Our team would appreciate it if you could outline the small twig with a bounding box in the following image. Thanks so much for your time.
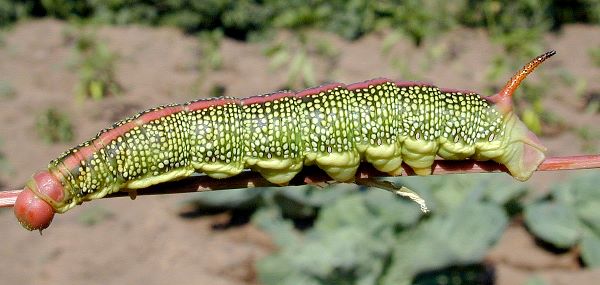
[0,154,598,208]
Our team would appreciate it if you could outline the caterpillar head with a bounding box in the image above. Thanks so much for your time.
[14,171,64,231]
[487,51,555,181]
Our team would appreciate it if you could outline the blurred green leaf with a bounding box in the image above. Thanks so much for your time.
[0,80,16,99]
[581,234,600,267]
[252,207,299,247]
[264,32,336,89]
[412,264,493,285]
[0,137,11,175]
[182,173,530,283]
[1,0,599,46]
[525,172,600,266]
[197,29,224,72]
[314,194,381,232]
[35,108,74,144]
[524,202,581,248]
[258,226,390,285]
[181,188,266,211]
[362,189,422,227]
[274,185,352,219]
[525,275,549,285]
[382,202,507,284]
[68,28,121,101]
[521,108,543,135]
[589,47,600,67]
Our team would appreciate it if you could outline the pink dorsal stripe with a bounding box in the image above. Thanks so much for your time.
[347,78,392,90]
[296,82,345,98]
[440,87,478,95]
[187,97,238,111]
[394,80,435,88]
[62,153,81,170]
[61,144,97,170]
[98,121,138,147]
[137,105,185,124]
[242,91,294,105]
[62,121,137,170]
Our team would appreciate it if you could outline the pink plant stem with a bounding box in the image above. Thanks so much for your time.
[0,190,22,209]
[0,154,598,208]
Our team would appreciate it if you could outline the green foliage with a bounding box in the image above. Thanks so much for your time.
[517,82,566,135]
[557,68,589,102]
[2,1,597,46]
[183,174,524,284]
[524,171,600,266]
[0,0,35,26]
[180,184,354,221]
[208,83,226,98]
[581,0,600,23]
[583,92,600,115]
[0,79,15,99]
[525,202,581,247]
[0,136,10,175]
[380,202,507,284]
[256,175,515,285]
[182,187,267,212]
[382,38,453,82]
[480,0,550,56]
[525,275,549,285]
[35,108,74,143]
[264,32,338,89]
[381,0,461,46]
[576,127,600,153]
[254,190,419,285]
[590,47,600,67]
[67,28,121,100]
[197,29,224,72]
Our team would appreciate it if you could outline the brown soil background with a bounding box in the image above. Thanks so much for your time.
[0,20,599,284]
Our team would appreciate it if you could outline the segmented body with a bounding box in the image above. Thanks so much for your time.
[43,78,517,213]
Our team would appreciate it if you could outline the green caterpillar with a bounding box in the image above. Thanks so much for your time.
[14,51,555,231]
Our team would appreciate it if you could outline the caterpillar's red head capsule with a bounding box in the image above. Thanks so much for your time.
[14,171,64,231]
[488,51,556,181]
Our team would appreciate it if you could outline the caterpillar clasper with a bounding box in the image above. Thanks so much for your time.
[14,51,556,231]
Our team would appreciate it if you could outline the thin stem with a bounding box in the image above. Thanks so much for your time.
[0,190,22,209]
[0,154,598,208]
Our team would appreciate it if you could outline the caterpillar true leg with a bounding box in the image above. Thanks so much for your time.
[14,51,555,231]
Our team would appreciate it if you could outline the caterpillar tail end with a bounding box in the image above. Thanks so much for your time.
[501,128,547,181]
[14,171,64,231]
[490,112,547,181]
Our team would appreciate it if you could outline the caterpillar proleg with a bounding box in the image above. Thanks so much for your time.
[14,51,555,231]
